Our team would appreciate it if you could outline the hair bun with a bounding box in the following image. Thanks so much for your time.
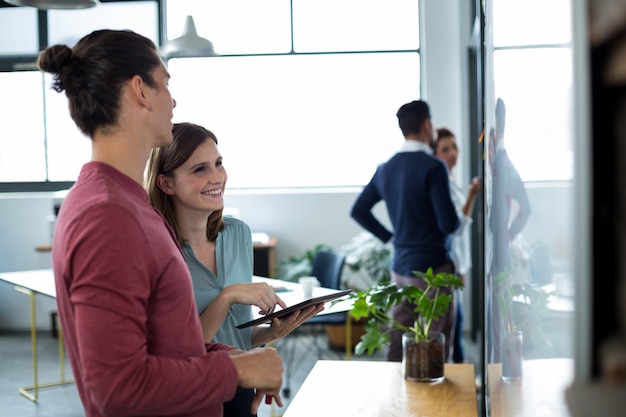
[37,44,74,93]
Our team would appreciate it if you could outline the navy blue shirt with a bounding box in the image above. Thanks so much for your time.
[351,142,460,276]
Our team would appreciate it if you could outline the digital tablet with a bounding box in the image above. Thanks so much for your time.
[236,289,352,329]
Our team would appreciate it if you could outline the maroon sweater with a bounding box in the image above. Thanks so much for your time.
[52,162,237,417]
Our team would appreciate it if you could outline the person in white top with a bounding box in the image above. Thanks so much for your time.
[433,127,481,363]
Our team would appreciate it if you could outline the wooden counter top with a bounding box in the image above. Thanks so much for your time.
[283,360,478,417]
[488,358,573,417]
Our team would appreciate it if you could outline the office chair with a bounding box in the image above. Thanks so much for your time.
[278,249,349,397]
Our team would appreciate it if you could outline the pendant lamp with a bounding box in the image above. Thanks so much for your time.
[4,0,99,8]
[161,15,219,59]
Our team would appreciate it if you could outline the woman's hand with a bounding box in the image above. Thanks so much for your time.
[469,177,482,196]
[225,282,287,315]
[252,303,326,346]
[268,303,326,339]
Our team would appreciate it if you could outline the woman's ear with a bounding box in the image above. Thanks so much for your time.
[157,174,175,195]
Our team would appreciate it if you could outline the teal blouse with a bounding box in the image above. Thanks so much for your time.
[183,216,254,350]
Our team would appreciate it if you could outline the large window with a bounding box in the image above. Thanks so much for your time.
[168,52,419,188]
[0,0,421,189]
[0,0,159,188]
[166,0,421,188]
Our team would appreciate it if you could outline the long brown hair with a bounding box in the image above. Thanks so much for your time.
[146,122,224,245]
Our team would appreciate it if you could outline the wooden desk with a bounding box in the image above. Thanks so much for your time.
[488,358,573,417]
[35,243,52,252]
[0,269,73,401]
[283,360,478,417]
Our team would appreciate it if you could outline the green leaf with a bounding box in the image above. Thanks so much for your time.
[349,297,372,321]
[349,267,462,355]
[355,318,390,356]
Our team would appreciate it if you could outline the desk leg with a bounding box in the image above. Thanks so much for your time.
[345,315,352,360]
[58,320,69,382]
[14,286,74,402]
[15,287,38,401]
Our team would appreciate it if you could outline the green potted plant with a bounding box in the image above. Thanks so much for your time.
[348,267,464,381]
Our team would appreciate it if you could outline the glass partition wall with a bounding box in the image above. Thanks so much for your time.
[483,0,578,416]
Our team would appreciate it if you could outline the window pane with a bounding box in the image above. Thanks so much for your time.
[43,74,90,182]
[0,71,46,182]
[493,0,572,47]
[48,1,159,47]
[0,7,39,55]
[494,48,574,182]
[168,52,420,188]
[166,0,292,54]
[293,0,419,52]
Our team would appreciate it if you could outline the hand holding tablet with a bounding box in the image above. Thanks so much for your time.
[236,289,352,329]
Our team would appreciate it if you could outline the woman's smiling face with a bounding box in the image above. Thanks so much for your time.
[167,138,227,215]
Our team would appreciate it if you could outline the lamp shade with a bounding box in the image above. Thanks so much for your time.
[161,15,218,59]
[4,0,99,8]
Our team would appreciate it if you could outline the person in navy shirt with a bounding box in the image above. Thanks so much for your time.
[350,100,460,362]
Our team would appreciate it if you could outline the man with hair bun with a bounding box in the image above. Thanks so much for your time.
[38,29,284,417]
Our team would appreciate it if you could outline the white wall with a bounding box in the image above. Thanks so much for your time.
[226,188,391,262]
[422,0,472,186]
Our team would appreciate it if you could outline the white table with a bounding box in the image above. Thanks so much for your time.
[252,275,353,316]
[0,269,73,401]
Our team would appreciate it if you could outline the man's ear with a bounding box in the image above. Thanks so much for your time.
[157,174,175,195]
[128,75,151,110]
[423,119,433,135]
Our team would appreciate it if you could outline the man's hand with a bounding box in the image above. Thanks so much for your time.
[252,390,284,415]
[228,347,284,412]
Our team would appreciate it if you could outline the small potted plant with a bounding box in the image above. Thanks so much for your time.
[348,267,463,381]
